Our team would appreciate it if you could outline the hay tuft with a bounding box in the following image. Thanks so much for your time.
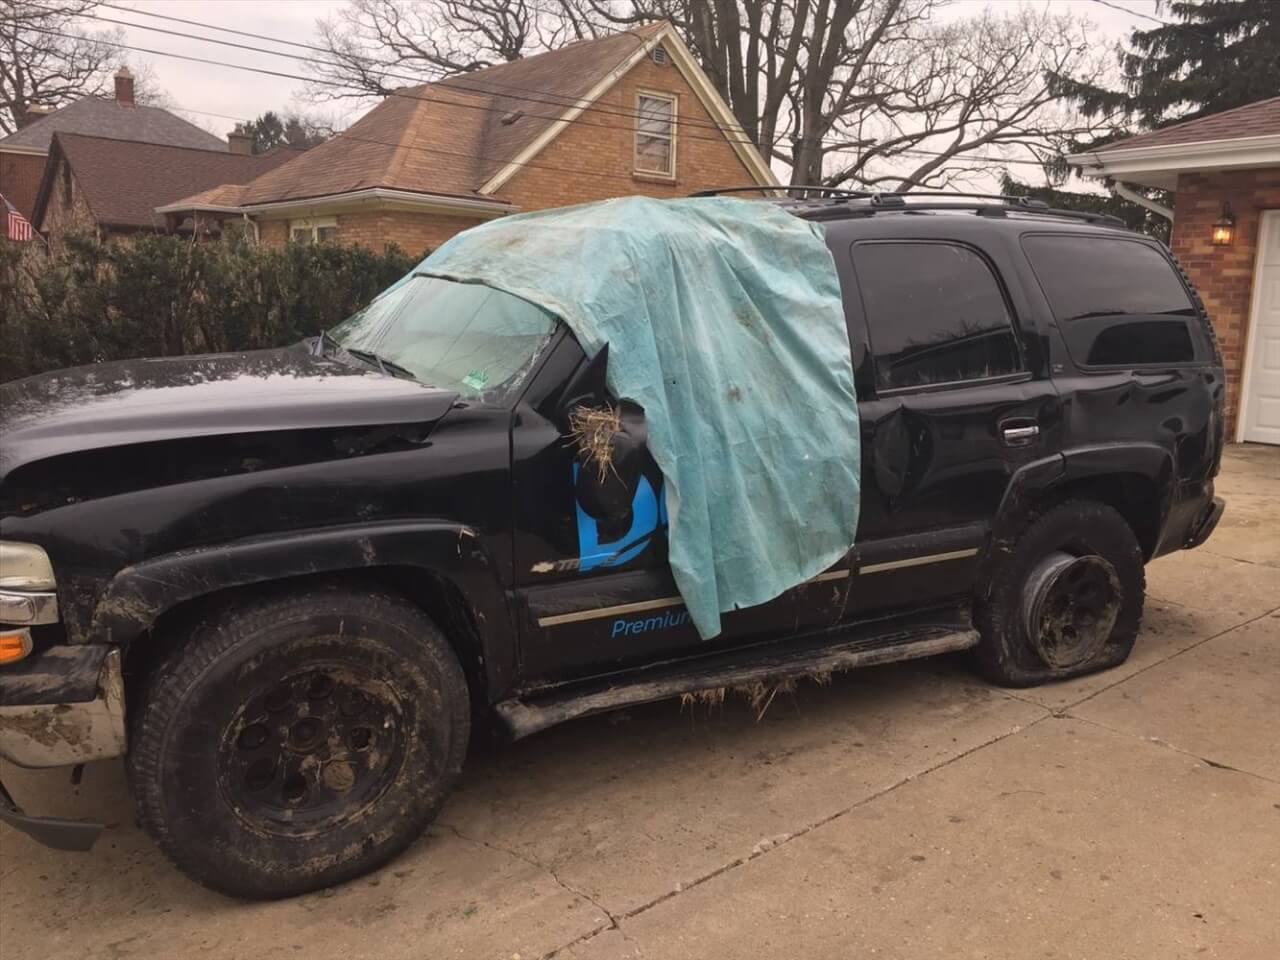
[568,405,623,482]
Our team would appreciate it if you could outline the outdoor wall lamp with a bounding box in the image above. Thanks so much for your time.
[1211,201,1236,246]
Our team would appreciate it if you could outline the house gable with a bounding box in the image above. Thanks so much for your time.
[496,45,760,211]
[480,23,774,195]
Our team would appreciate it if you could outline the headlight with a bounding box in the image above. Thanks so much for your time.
[0,541,56,591]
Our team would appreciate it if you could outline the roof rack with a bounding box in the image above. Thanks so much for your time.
[690,185,873,200]
[816,191,1127,227]
[691,186,1128,228]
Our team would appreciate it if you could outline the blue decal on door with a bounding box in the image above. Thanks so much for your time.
[574,465,667,571]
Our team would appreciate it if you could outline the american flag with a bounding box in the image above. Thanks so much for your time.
[2,192,34,242]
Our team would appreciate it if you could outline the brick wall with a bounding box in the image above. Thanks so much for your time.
[0,151,46,221]
[334,210,484,257]
[1170,168,1280,439]
[497,54,758,211]
[258,220,289,246]
[256,210,485,257]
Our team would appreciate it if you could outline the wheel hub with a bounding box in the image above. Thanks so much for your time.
[216,666,404,835]
[1021,551,1122,670]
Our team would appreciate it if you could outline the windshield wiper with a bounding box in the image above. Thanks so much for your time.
[344,347,420,382]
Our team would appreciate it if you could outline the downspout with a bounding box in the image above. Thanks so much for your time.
[1106,177,1174,222]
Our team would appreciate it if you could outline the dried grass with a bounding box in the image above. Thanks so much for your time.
[568,405,623,482]
[679,688,727,710]
[679,679,803,722]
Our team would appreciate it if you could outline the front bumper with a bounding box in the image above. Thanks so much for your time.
[0,644,126,851]
[1184,496,1225,550]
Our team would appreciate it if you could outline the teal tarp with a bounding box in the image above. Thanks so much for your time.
[415,196,860,638]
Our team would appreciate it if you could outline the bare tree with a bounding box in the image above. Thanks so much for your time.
[307,0,607,101]
[0,0,122,133]
[305,0,1118,190]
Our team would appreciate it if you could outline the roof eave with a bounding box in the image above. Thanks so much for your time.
[1066,132,1280,190]
[0,143,48,157]
[154,201,245,215]
[235,186,516,219]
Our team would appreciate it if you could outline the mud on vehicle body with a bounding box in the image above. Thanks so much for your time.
[0,191,1225,897]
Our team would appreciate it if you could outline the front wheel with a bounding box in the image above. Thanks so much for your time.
[129,585,470,899]
[976,500,1145,686]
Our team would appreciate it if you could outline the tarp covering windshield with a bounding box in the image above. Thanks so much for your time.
[414,196,860,639]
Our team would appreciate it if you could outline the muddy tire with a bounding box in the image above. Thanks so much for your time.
[975,500,1144,686]
[128,585,470,899]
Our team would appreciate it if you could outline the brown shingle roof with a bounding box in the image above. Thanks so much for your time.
[0,96,227,153]
[37,134,298,229]
[1095,96,1280,153]
[237,24,665,206]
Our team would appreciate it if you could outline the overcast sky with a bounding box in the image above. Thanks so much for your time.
[95,0,1161,192]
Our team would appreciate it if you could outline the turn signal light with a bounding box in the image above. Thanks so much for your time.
[0,628,33,665]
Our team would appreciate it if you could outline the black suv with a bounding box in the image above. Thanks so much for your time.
[0,192,1225,898]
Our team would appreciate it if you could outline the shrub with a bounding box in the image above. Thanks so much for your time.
[0,234,417,382]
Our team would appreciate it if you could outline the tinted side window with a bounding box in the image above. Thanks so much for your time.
[851,241,1022,391]
[1022,235,1203,367]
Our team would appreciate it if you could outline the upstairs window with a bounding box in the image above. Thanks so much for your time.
[290,216,338,243]
[851,241,1023,391]
[635,92,676,178]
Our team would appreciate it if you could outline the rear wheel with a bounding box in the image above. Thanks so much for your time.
[976,500,1144,686]
[129,585,470,899]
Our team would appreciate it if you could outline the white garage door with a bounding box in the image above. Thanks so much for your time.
[1241,210,1280,445]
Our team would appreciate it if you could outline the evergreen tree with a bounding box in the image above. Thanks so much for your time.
[1058,0,1279,134]
[238,111,329,154]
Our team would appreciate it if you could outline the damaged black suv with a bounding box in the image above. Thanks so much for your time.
[0,191,1225,898]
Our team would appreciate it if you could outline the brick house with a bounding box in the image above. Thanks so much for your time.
[160,22,777,254]
[31,132,297,245]
[1068,97,1280,445]
[0,68,227,222]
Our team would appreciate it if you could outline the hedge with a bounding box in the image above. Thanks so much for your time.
[0,234,417,383]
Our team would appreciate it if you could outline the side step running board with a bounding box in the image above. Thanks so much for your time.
[496,607,979,740]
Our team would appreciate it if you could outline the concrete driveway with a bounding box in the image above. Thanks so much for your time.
[2,445,1277,960]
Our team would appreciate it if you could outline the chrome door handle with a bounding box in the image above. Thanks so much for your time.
[1001,423,1040,445]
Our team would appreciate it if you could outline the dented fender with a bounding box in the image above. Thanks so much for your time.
[984,442,1177,581]
[90,520,517,693]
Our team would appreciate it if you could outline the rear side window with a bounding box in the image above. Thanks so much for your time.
[851,241,1022,391]
[1022,235,1204,367]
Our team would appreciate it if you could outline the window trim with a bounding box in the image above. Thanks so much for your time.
[1019,231,1209,373]
[850,238,1028,396]
[289,215,339,243]
[634,90,677,180]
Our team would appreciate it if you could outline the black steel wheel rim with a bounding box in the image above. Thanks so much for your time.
[1022,552,1121,670]
[216,662,407,836]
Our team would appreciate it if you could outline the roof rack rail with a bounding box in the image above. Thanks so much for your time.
[690,185,873,200]
[691,187,1128,227]
[862,192,1126,226]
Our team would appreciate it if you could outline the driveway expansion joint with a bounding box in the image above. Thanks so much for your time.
[534,712,1050,959]
[436,822,622,938]
[1059,713,1280,786]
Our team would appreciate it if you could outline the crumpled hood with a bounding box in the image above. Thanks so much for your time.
[0,345,459,478]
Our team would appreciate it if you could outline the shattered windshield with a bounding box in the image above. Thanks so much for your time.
[329,274,557,403]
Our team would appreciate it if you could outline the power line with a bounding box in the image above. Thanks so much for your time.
[88,1,665,125]
[22,23,1062,186]
[1085,0,1223,41]
[96,0,620,105]
[59,2,1073,167]
[1087,0,1171,28]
